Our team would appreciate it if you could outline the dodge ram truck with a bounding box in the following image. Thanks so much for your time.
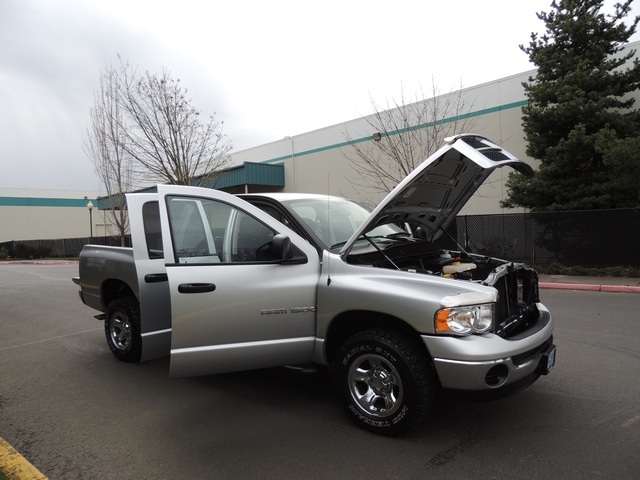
[73,134,556,434]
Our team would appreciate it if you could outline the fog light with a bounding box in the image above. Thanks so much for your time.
[485,364,508,387]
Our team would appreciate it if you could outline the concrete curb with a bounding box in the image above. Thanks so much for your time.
[539,282,640,294]
[0,260,78,265]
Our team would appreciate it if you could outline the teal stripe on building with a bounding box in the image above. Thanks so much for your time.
[0,197,96,207]
[261,100,528,164]
[0,100,528,209]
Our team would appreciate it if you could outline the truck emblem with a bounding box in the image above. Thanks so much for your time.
[260,306,317,315]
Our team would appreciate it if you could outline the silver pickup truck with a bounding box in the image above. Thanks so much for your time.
[74,135,555,434]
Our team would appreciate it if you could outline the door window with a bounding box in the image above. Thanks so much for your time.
[142,201,164,259]
[166,196,276,264]
[229,210,276,262]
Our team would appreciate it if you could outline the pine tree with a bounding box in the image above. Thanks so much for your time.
[503,0,640,211]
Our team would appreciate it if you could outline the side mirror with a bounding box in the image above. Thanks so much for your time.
[271,234,293,261]
[271,234,307,264]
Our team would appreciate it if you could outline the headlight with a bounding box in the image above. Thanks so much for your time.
[435,304,494,335]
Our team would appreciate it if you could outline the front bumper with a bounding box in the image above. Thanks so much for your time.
[422,303,555,390]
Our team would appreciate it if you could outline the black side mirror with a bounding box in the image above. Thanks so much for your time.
[271,234,308,264]
[271,234,293,261]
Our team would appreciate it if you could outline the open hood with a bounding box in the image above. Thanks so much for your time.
[341,134,533,254]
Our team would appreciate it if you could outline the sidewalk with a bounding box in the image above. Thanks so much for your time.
[538,274,640,293]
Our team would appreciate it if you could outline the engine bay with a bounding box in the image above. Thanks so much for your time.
[345,236,543,338]
[345,237,509,282]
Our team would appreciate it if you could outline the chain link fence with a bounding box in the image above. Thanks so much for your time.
[455,208,640,268]
[1,209,639,268]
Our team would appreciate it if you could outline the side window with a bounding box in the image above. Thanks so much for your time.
[166,196,276,264]
[142,201,164,259]
[258,205,291,228]
[167,197,230,264]
[231,211,275,262]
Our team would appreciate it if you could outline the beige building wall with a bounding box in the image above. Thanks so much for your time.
[232,39,640,214]
[231,69,537,214]
[0,188,100,242]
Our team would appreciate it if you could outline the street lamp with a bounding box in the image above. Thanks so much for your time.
[87,200,94,243]
[284,136,295,191]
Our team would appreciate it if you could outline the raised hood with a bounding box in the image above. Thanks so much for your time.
[341,134,533,254]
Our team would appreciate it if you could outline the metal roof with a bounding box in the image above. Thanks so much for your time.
[210,162,284,189]
[95,162,285,210]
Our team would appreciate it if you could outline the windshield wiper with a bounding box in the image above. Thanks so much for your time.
[331,235,383,249]
[386,232,412,240]
[331,231,410,250]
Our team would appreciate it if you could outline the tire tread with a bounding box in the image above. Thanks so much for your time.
[332,327,437,434]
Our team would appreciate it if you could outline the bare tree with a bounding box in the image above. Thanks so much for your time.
[345,82,477,204]
[114,59,232,186]
[84,67,134,246]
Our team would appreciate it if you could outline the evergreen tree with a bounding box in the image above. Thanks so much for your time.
[503,0,640,211]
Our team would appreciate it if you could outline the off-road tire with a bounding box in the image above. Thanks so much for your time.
[331,328,437,435]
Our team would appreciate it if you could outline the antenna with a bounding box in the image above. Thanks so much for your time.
[326,172,331,286]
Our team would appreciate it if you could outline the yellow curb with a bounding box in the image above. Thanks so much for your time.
[0,438,47,480]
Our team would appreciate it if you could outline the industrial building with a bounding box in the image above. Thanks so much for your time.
[0,188,100,243]
[2,40,639,243]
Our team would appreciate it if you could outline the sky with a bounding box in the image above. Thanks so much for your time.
[1,0,639,194]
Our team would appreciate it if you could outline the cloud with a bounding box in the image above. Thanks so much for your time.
[1,0,638,192]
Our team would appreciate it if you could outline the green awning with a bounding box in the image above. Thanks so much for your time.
[95,162,285,210]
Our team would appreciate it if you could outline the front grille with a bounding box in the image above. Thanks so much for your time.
[494,266,541,339]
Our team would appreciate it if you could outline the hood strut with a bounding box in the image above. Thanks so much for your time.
[363,233,401,270]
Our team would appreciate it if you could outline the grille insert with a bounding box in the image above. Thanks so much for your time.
[494,266,540,339]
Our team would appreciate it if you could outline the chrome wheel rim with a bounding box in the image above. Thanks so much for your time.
[347,353,403,418]
[109,313,132,351]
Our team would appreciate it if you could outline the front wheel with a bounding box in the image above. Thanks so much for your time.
[331,328,437,435]
[105,297,142,362]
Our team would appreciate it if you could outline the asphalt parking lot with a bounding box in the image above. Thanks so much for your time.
[1,263,639,479]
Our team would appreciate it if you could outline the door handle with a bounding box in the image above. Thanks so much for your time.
[145,273,168,283]
[177,283,216,294]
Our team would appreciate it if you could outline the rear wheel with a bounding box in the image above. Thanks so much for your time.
[331,328,437,435]
[105,297,142,362]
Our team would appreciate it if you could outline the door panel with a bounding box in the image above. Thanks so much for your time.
[156,185,320,377]
[166,262,319,376]
[126,194,172,362]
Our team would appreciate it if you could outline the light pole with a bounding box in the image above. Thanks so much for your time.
[284,136,295,191]
[87,200,94,243]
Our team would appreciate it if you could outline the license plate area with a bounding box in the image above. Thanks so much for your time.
[536,345,556,375]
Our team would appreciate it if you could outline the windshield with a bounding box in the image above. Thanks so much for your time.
[282,197,404,250]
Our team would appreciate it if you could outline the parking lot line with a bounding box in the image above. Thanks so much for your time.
[0,437,47,480]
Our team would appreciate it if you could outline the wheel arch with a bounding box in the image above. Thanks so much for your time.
[324,310,428,363]
[101,279,137,311]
